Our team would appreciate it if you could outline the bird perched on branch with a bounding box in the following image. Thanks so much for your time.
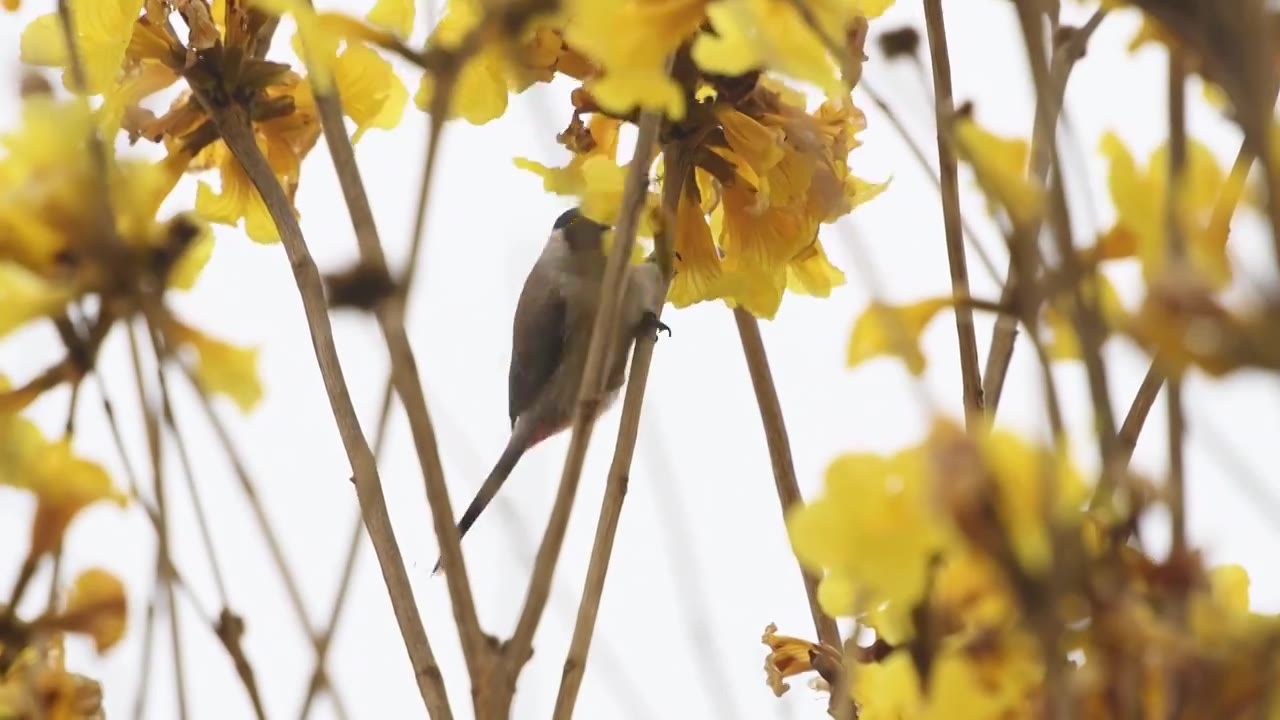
[432,207,669,575]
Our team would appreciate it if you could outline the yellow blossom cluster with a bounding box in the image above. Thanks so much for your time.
[412,0,894,317]
[845,107,1280,380]
[20,0,410,243]
[776,3,1280,716]
[767,419,1280,717]
[0,371,130,718]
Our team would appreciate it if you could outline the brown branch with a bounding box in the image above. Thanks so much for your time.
[308,72,486,680]
[298,513,363,720]
[551,144,687,719]
[1014,1,1120,503]
[502,109,665,713]
[132,584,160,720]
[1116,363,1165,464]
[733,308,844,650]
[923,0,984,427]
[125,321,190,720]
[147,321,232,607]
[145,315,267,720]
[300,80,449,720]
[174,360,351,720]
[983,7,1107,414]
[202,101,450,717]
[1166,48,1189,579]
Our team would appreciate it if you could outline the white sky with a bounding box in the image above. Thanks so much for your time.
[4,1,1280,718]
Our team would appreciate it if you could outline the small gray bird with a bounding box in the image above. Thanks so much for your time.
[432,208,668,575]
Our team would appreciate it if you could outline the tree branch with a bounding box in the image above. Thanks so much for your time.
[733,309,844,650]
[502,109,665,714]
[307,74,487,681]
[204,101,451,718]
[923,0,984,426]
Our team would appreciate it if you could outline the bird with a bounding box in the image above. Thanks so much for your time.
[431,207,669,575]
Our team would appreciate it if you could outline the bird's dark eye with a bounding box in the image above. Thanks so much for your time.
[553,207,581,230]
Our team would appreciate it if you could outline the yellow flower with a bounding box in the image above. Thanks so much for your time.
[193,72,322,243]
[1097,131,1243,290]
[669,182,725,307]
[55,569,129,653]
[515,115,660,232]
[0,263,75,339]
[853,633,1041,720]
[417,0,566,124]
[333,43,409,142]
[952,114,1043,229]
[846,297,951,375]
[695,0,893,98]
[162,317,264,413]
[788,436,949,619]
[853,651,922,719]
[973,429,1089,572]
[761,623,843,697]
[367,0,415,35]
[0,635,104,719]
[563,0,708,120]
[705,92,882,318]
[0,95,208,335]
[1121,268,1280,377]
[20,0,145,95]
[2,430,128,557]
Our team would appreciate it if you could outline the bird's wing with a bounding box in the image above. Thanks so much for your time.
[508,267,567,427]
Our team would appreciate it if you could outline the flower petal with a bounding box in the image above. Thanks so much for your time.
[846,297,951,375]
[165,319,264,412]
[952,115,1043,228]
[334,42,408,142]
[166,221,214,290]
[59,568,128,653]
[367,0,414,36]
[0,263,75,338]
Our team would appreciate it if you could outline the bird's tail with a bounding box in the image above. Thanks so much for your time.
[431,421,533,576]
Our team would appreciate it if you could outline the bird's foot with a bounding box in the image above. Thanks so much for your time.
[637,310,671,341]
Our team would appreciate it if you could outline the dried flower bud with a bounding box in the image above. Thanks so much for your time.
[878,26,921,59]
[20,71,52,98]
[323,261,398,312]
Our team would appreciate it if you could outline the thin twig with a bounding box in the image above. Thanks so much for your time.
[145,316,267,720]
[298,515,363,720]
[1014,1,1120,501]
[133,585,159,720]
[202,100,450,717]
[308,72,486,679]
[174,362,352,720]
[857,77,1003,284]
[1165,47,1189,575]
[983,7,1107,415]
[1117,363,1165,465]
[503,109,665,713]
[732,308,843,650]
[923,0,984,427]
[552,144,686,719]
[126,321,190,720]
[147,322,231,607]
[300,86,449,720]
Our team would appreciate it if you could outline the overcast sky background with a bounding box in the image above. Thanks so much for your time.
[4,1,1280,718]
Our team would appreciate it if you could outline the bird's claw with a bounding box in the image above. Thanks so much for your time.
[638,310,671,341]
